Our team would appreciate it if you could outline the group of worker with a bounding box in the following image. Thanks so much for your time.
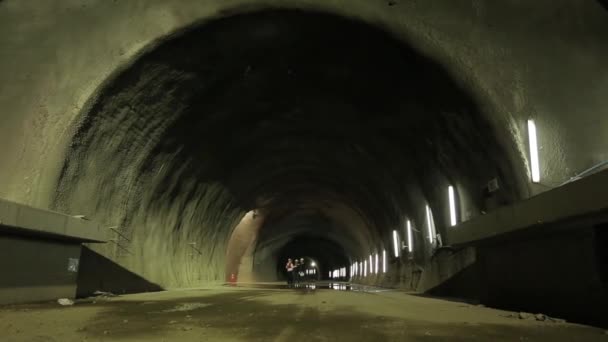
[285,257,313,286]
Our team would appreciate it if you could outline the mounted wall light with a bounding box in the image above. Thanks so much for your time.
[364,260,367,277]
[369,255,373,274]
[393,230,400,257]
[448,185,457,226]
[528,119,540,183]
[375,253,379,274]
[426,205,436,244]
[382,250,387,273]
[407,220,413,253]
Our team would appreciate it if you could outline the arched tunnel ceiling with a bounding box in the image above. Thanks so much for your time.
[1,1,607,287]
[2,0,608,210]
[49,10,523,285]
[55,9,519,231]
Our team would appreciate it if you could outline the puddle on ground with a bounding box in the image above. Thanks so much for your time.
[224,282,388,293]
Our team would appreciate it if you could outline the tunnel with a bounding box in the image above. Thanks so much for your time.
[53,8,522,286]
[1,1,608,341]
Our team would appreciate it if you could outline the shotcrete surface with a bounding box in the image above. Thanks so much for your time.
[0,284,605,341]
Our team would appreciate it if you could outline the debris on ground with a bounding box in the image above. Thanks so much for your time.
[73,290,118,304]
[93,290,118,298]
[57,298,74,306]
[501,312,566,323]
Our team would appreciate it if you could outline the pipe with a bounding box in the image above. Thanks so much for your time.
[560,160,608,186]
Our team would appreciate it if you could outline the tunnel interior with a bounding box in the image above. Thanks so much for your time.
[52,9,523,287]
[273,237,349,281]
[253,211,353,281]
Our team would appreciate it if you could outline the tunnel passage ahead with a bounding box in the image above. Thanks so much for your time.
[52,9,523,288]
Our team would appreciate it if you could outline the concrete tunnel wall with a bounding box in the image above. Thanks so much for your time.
[0,0,608,290]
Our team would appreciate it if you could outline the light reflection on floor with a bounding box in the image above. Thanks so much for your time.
[226,282,388,293]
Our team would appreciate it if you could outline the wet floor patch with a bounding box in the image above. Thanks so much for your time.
[225,282,388,293]
[75,290,386,341]
[69,290,606,342]
[2,289,606,341]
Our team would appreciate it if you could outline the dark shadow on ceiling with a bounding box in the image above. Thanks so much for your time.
[53,8,522,262]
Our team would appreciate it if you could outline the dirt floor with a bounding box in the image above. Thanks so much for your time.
[0,283,606,342]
